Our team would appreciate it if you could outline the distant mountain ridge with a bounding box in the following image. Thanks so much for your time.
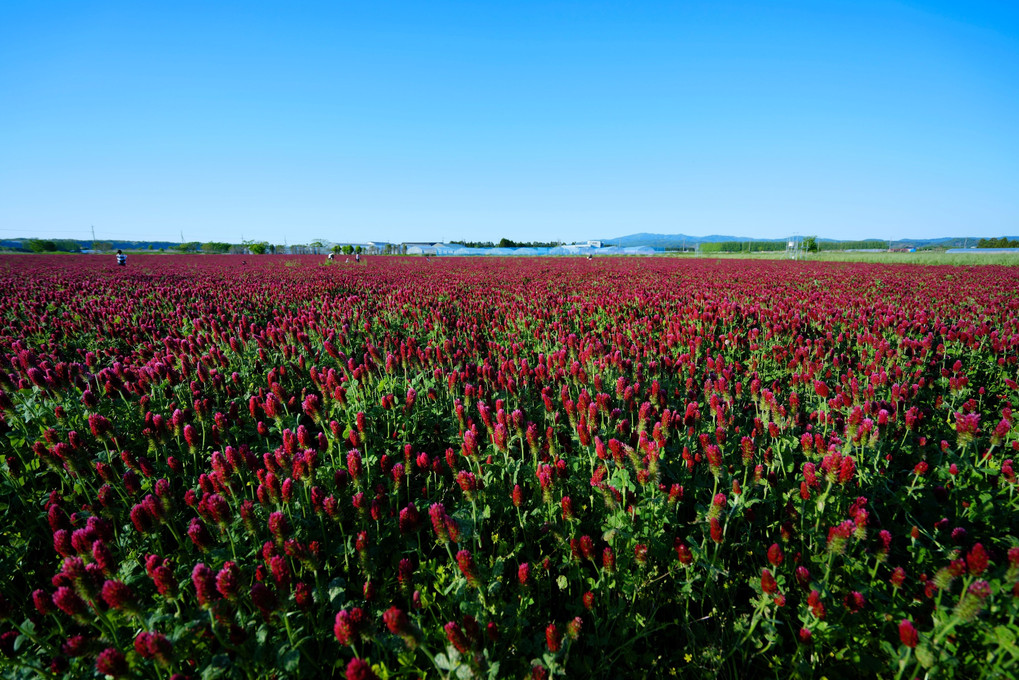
[601,233,1017,249]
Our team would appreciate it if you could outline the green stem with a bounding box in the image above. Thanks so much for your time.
[893,648,913,680]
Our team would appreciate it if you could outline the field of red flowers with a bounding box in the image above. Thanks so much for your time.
[0,254,1017,679]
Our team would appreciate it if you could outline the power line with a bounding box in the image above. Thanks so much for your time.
[0,227,180,240]
[0,227,99,234]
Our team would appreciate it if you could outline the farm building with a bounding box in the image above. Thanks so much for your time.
[400,242,658,257]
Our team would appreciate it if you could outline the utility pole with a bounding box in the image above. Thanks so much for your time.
[90,225,96,251]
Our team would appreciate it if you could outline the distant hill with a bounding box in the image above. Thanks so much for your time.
[602,233,1018,250]
[601,233,781,248]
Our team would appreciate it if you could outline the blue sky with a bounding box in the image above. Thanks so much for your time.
[1,1,1017,245]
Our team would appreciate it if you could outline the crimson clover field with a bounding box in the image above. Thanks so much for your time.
[1,254,1018,679]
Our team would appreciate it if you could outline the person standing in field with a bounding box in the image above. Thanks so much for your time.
[116,250,126,266]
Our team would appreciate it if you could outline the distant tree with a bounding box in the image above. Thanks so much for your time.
[26,239,57,253]
[803,236,819,253]
[354,245,362,254]
[341,245,353,255]
[248,242,268,255]
[820,240,887,251]
[52,239,81,252]
[978,237,1019,249]
[93,242,114,253]
[451,240,497,248]
[174,242,201,253]
[331,244,343,254]
[200,242,232,254]
[452,239,561,249]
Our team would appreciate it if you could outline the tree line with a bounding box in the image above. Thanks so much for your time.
[697,238,890,253]
[977,237,1019,249]
[451,238,564,249]
[6,240,393,256]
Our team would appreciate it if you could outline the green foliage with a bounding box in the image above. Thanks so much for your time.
[200,242,233,254]
[25,239,57,253]
[697,251,1019,266]
[174,242,201,253]
[24,238,83,253]
[53,239,81,252]
[699,241,786,253]
[977,237,1019,249]
[818,239,888,251]
[342,245,353,255]
[803,236,818,252]
[248,242,268,255]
